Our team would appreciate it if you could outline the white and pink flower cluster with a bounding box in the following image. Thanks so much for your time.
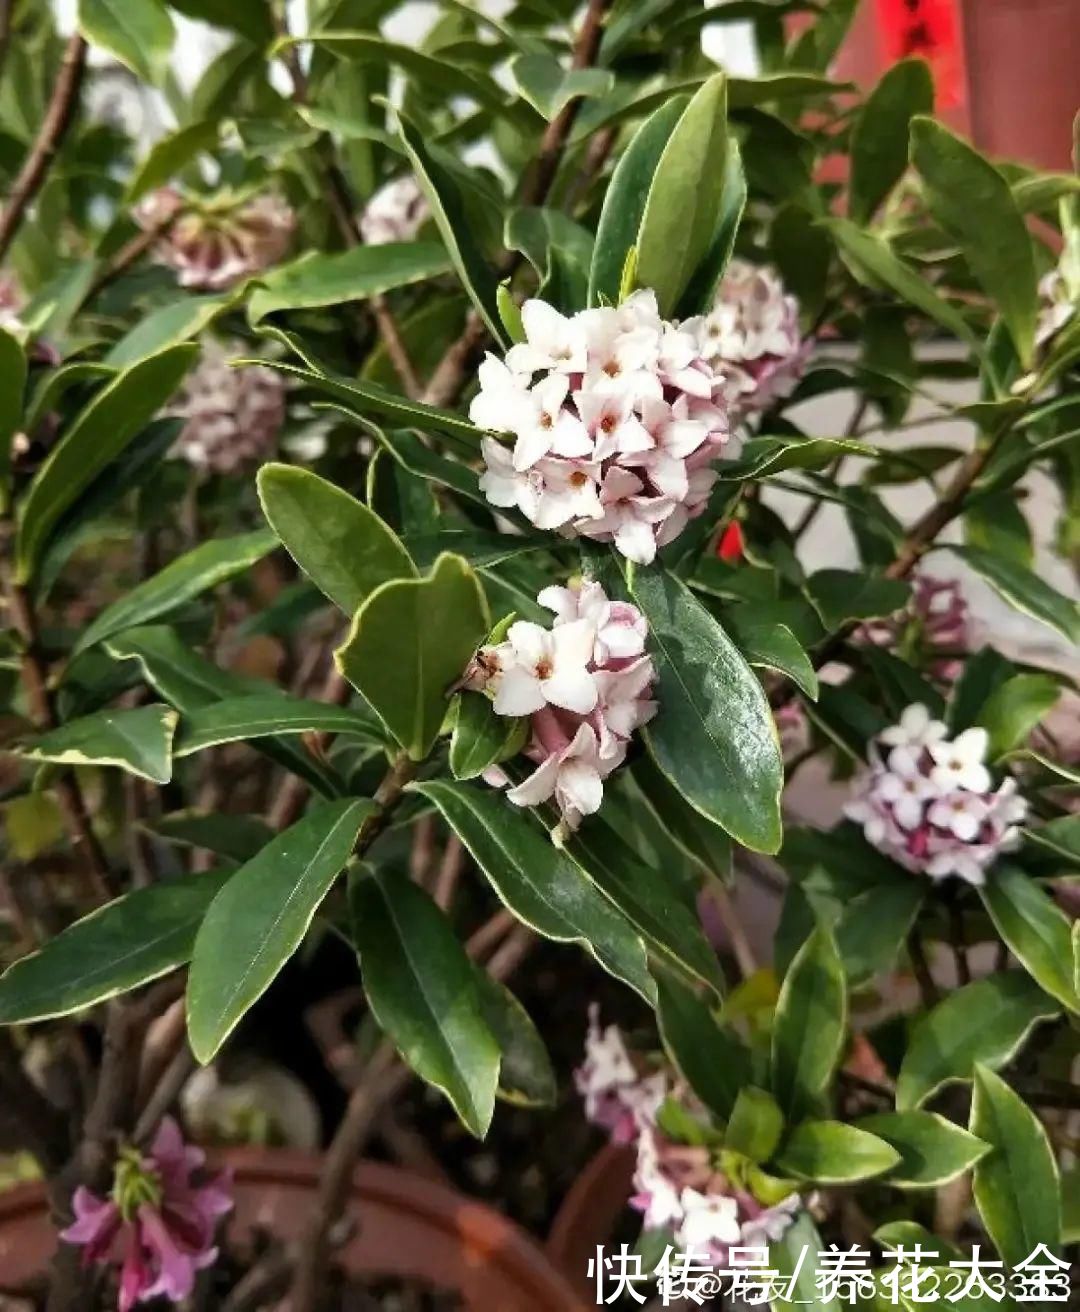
[472,291,732,564]
[845,703,1028,886]
[695,259,809,420]
[60,1118,232,1312]
[859,574,969,683]
[467,580,656,832]
[170,339,285,475]
[575,1010,801,1265]
[359,174,430,246]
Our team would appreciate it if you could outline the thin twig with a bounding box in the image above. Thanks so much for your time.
[907,930,940,1009]
[0,34,86,263]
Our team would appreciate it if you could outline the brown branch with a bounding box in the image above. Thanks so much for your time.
[0,34,86,263]
[84,223,167,304]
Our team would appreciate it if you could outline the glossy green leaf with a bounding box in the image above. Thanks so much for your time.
[472,970,556,1108]
[175,695,380,757]
[675,137,747,318]
[336,553,488,760]
[770,1213,840,1312]
[716,436,865,481]
[964,489,1034,567]
[78,0,174,84]
[631,750,732,880]
[505,207,594,312]
[248,243,452,325]
[804,569,911,630]
[1025,815,1080,867]
[949,544,1080,645]
[823,218,979,347]
[775,1121,900,1184]
[856,1111,990,1189]
[412,778,655,1004]
[104,294,236,367]
[257,464,415,617]
[396,116,506,345]
[567,818,725,996]
[849,58,934,225]
[403,529,551,570]
[509,54,613,119]
[980,862,1080,1013]
[947,645,1016,733]
[770,924,846,1121]
[187,799,373,1063]
[73,530,277,657]
[725,1086,784,1164]
[589,97,686,308]
[144,811,272,865]
[636,75,729,317]
[123,119,219,206]
[629,566,783,854]
[449,692,528,780]
[20,704,177,784]
[656,974,750,1121]
[970,1064,1061,1266]
[725,616,818,700]
[166,0,271,42]
[15,345,196,583]
[0,329,26,509]
[0,869,229,1024]
[977,673,1061,759]
[896,972,1061,1110]
[351,871,499,1137]
[911,117,1039,365]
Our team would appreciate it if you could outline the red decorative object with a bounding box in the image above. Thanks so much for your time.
[716,521,744,562]
[875,0,966,108]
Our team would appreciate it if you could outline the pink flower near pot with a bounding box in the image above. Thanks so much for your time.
[60,1118,232,1311]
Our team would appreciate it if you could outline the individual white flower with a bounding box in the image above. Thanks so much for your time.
[928,727,992,795]
[875,754,941,831]
[927,790,989,842]
[506,299,588,375]
[577,388,654,462]
[506,721,606,823]
[740,1195,801,1248]
[531,458,603,529]
[538,580,647,663]
[468,355,530,433]
[510,375,592,470]
[477,437,541,520]
[580,467,673,565]
[677,1189,742,1252]
[491,618,598,716]
[880,703,948,752]
[593,657,658,759]
[631,1129,686,1233]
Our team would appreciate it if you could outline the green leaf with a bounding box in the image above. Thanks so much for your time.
[970,1064,1061,1266]
[631,750,732,879]
[411,778,655,1004]
[123,118,219,206]
[73,530,277,658]
[396,116,506,346]
[0,329,26,509]
[472,970,556,1108]
[770,1214,839,1312]
[261,353,482,448]
[16,345,196,583]
[656,974,750,1121]
[636,74,729,317]
[964,489,1034,567]
[257,464,415,617]
[896,972,1061,1110]
[676,138,746,319]
[104,294,237,367]
[948,645,1016,733]
[770,924,846,1121]
[187,799,373,1063]
[566,818,726,996]
[804,569,911,631]
[78,0,174,84]
[775,1121,900,1184]
[505,207,594,313]
[247,243,452,325]
[1025,815,1080,866]
[509,54,614,119]
[725,1086,784,1164]
[849,58,934,225]
[0,869,229,1024]
[166,0,271,42]
[717,436,865,481]
[823,218,979,348]
[856,1112,990,1189]
[628,566,783,854]
[20,704,177,784]
[143,811,271,865]
[336,553,488,760]
[725,616,818,700]
[175,695,380,757]
[589,97,686,308]
[977,673,1060,759]
[350,871,499,1138]
[449,692,527,781]
[948,544,1080,645]
[980,862,1080,1013]
[402,528,551,570]
[911,117,1039,366]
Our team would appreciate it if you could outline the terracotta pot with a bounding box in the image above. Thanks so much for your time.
[0,1149,589,1311]
[546,1143,636,1302]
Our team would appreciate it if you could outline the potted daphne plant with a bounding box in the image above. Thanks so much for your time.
[0,0,1078,1308]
